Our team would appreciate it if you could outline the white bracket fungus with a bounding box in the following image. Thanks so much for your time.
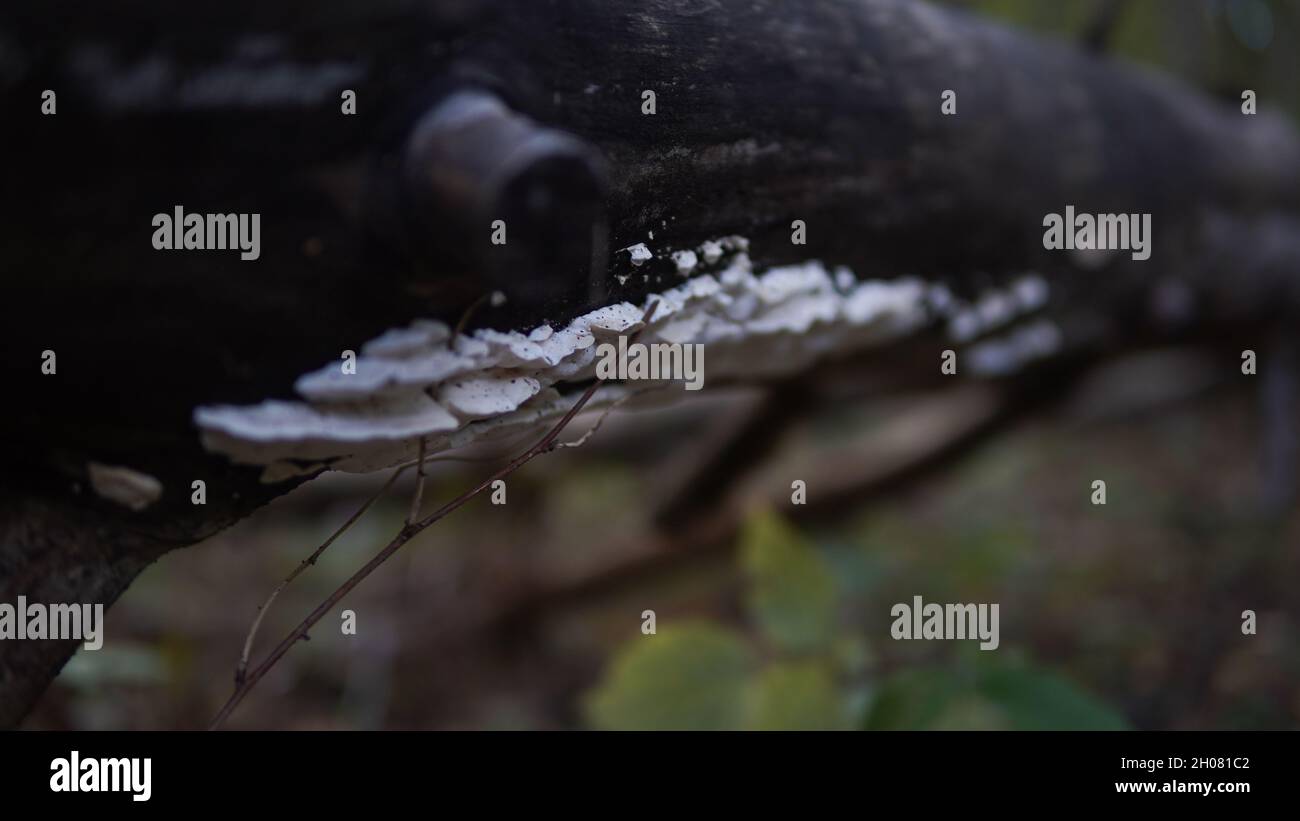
[195,239,1045,482]
[88,463,164,511]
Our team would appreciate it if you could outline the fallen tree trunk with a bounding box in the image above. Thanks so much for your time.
[2,0,1298,725]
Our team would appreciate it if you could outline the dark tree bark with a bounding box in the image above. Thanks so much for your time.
[2,0,1298,725]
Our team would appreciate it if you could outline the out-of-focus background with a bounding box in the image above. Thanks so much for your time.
[23,0,1300,730]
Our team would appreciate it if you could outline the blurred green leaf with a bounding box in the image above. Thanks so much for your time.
[865,658,1127,730]
[977,663,1128,730]
[930,695,1011,731]
[741,510,838,653]
[863,669,966,730]
[745,661,849,730]
[585,622,755,730]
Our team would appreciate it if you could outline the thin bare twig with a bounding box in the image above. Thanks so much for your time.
[408,437,427,524]
[234,465,409,687]
[210,379,604,729]
[451,291,494,342]
[549,393,630,451]
[231,432,542,687]
[211,304,655,729]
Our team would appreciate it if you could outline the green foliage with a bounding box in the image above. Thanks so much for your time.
[586,509,1129,731]
[741,510,838,653]
[746,661,851,730]
[585,510,851,730]
[865,656,1128,731]
[585,622,755,730]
